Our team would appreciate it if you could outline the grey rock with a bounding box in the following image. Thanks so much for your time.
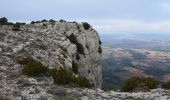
[0,21,102,99]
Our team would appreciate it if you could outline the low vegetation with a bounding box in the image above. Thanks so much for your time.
[99,40,102,45]
[0,17,8,25]
[41,19,48,22]
[59,19,66,22]
[12,24,20,31]
[0,17,13,25]
[50,68,91,87]
[75,75,91,87]
[162,81,170,89]
[50,68,75,85]
[122,77,158,92]
[18,57,48,76]
[83,22,90,30]
[18,57,90,87]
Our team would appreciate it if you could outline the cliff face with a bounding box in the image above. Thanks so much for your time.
[0,21,102,99]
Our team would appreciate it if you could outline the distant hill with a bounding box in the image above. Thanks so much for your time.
[102,47,170,89]
[100,33,170,51]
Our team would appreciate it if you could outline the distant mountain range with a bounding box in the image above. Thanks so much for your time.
[100,33,170,51]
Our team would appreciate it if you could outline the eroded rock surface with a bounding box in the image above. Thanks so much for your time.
[0,21,102,99]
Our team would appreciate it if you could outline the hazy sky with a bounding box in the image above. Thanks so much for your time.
[1,0,170,34]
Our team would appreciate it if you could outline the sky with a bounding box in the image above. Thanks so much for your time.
[1,0,170,34]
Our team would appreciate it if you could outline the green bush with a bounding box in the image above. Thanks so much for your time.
[162,81,170,89]
[75,76,91,88]
[83,22,90,30]
[19,57,91,88]
[59,19,66,22]
[50,68,75,85]
[51,68,91,87]
[49,19,55,22]
[12,24,20,31]
[0,17,8,25]
[41,19,48,22]
[30,21,35,24]
[20,57,48,76]
[122,77,158,92]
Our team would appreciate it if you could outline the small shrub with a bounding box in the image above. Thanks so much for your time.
[76,54,80,60]
[41,19,48,22]
[6,22,14,25]
[42,24,47,28]
[30,21,35,24]
[20,57,48,76]
[12,24,20,31]
[16,22,26,25]
[50,68,75,85]
[99,40,102,45]
[49,19,55,27]
[75,76,91,88]
[83,22,90,30]
[122,77,158,92]
[50,68,91,87]
[72,61,78,74]
[35,21,40,23]
[0,17,8,25]
[59,19,66,22]
[49,19,55,22]
[162,81,170,89]
[98,46,102,53]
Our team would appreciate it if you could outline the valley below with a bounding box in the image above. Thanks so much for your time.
[101,33,170,89]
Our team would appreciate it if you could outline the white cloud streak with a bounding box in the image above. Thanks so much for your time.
[88,19,170,34]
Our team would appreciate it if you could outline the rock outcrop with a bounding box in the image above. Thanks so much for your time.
[0,20,102,99]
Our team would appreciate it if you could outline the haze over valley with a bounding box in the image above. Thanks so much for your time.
[101,33,170,89]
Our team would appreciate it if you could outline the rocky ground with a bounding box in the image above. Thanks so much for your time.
[1,83,170,100]
[0,21,102,99]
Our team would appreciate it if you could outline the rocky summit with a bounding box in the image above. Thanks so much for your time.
[0,20,102,99]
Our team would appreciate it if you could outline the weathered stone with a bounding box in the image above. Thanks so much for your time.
[0,21,102,99]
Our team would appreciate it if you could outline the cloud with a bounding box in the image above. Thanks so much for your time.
[88,19,170,34]
[161,2,170,13]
